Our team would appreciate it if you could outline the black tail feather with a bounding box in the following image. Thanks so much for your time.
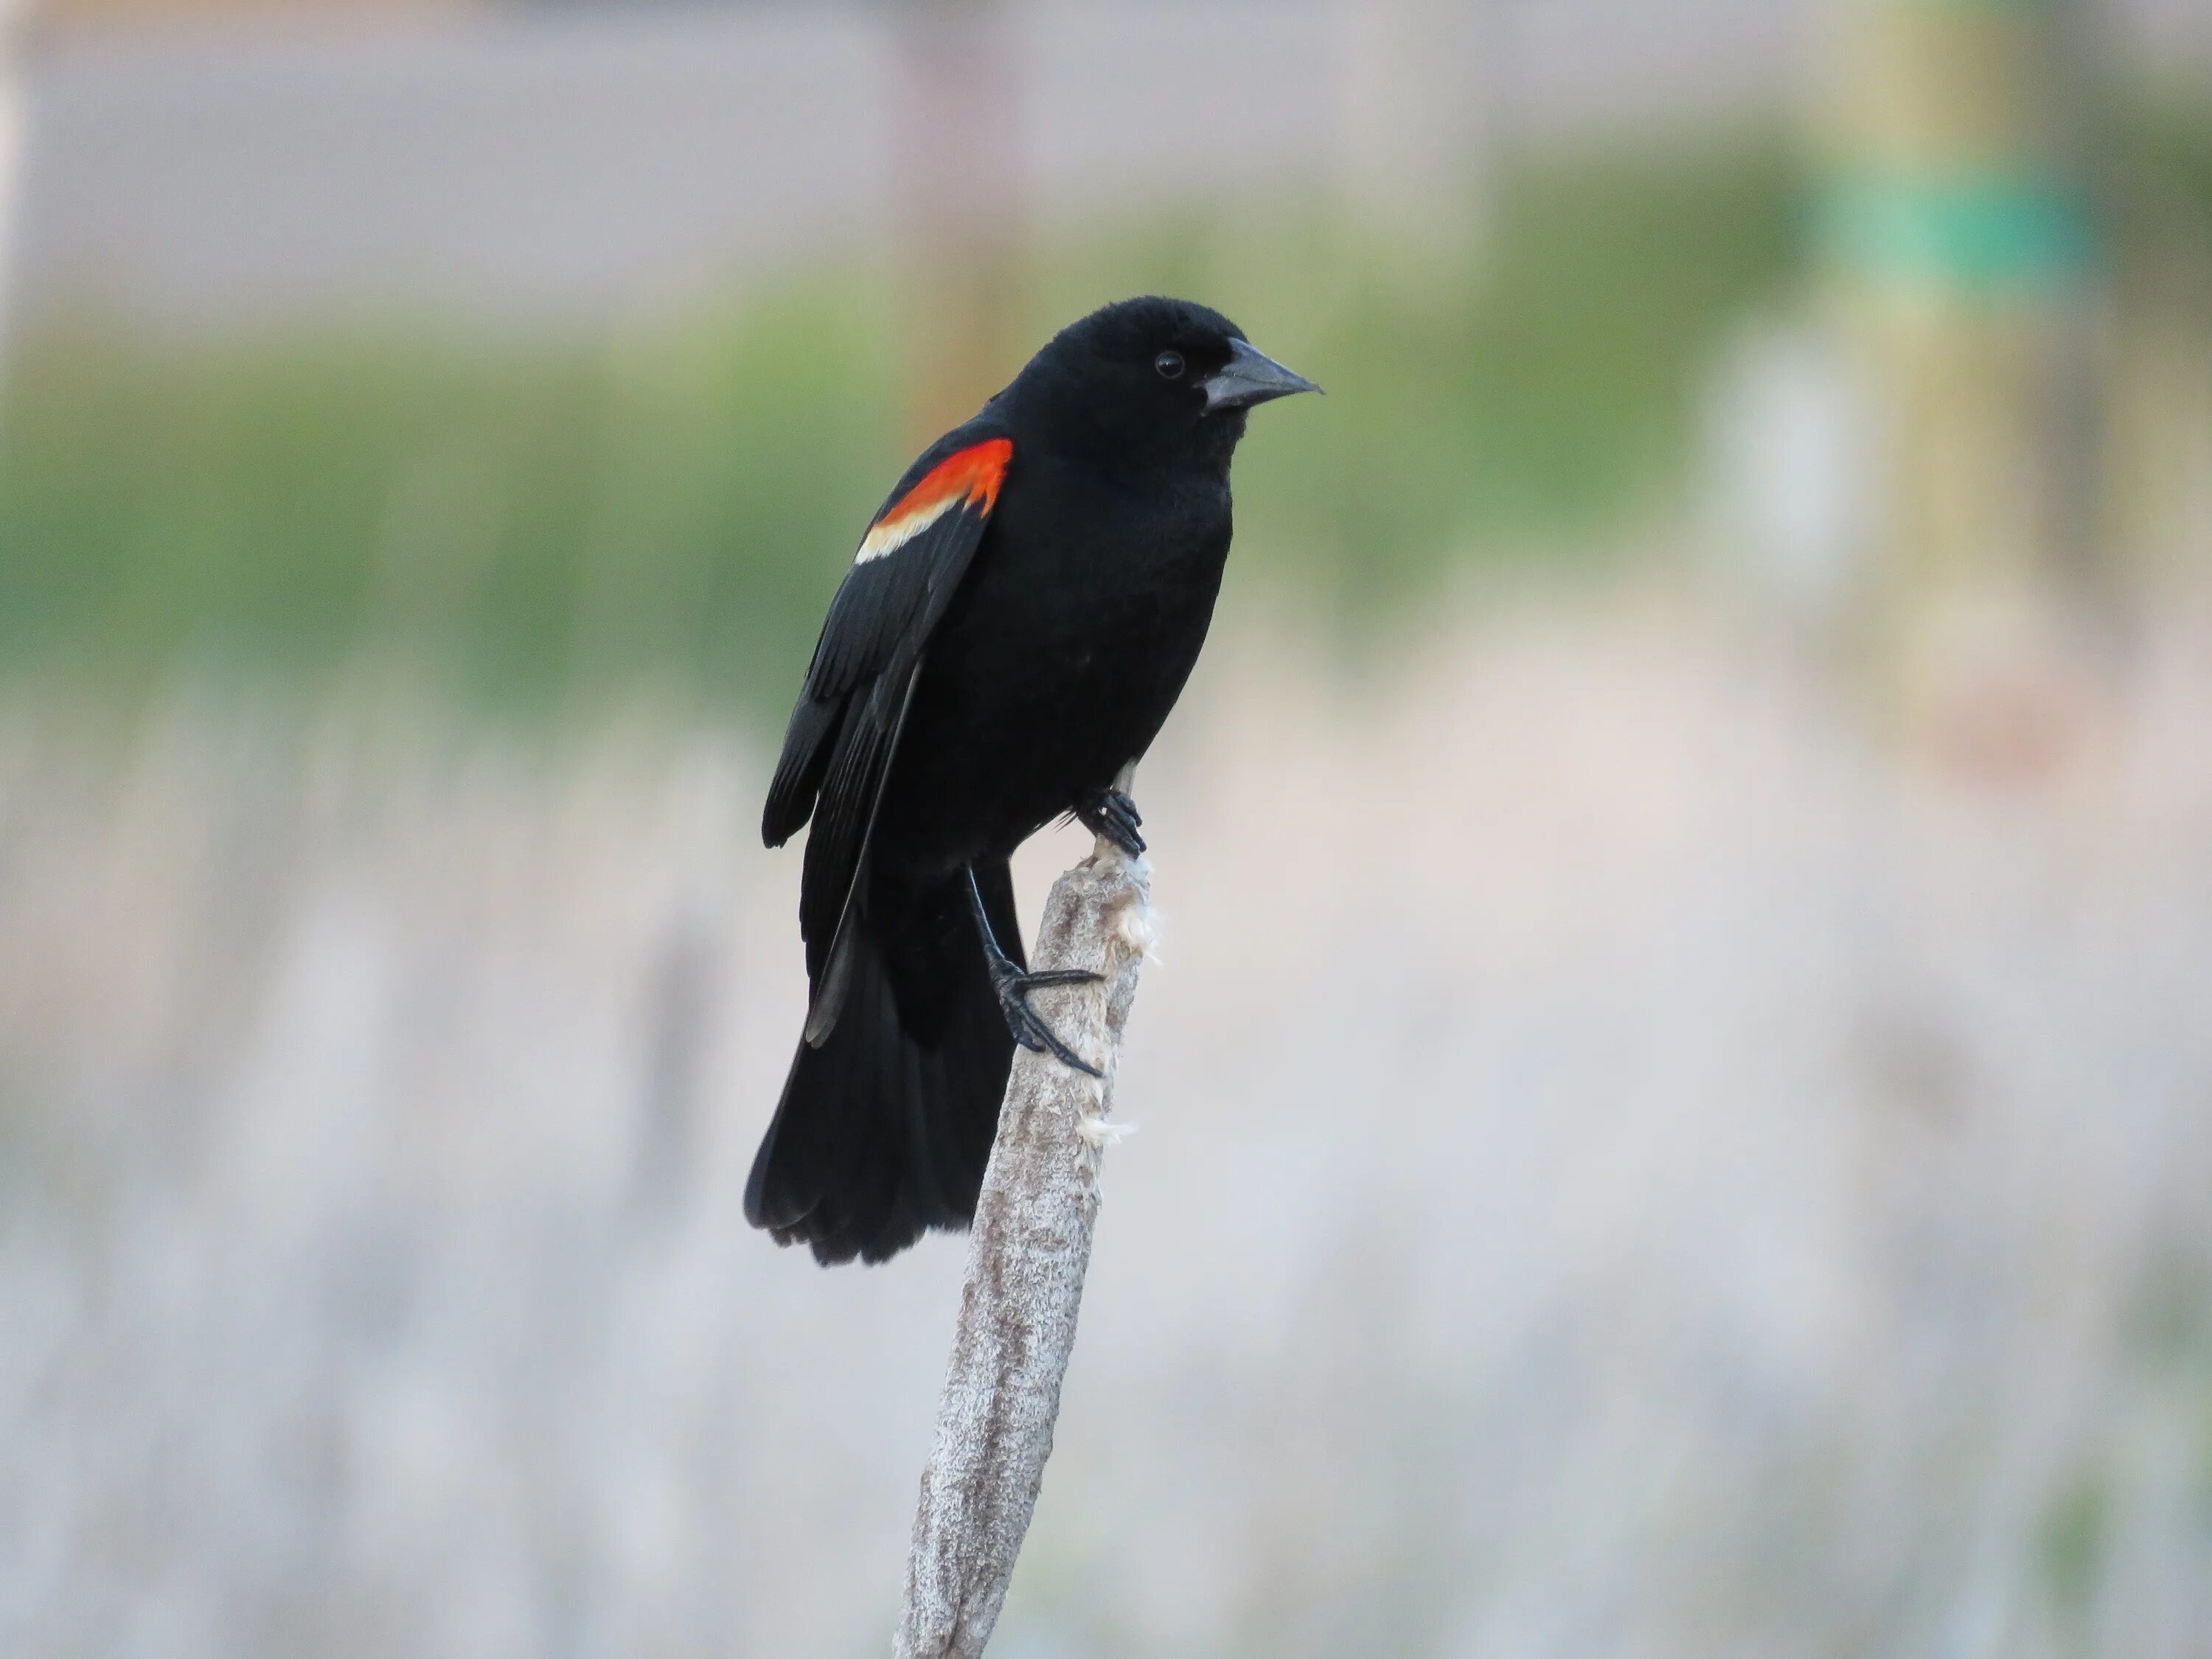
[745,865,1020,1265]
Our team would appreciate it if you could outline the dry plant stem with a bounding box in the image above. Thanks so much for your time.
[894,833,1152,1659]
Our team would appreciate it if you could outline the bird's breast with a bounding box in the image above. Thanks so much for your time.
[880,465,1233,863]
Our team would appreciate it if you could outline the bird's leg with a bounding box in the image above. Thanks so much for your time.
[1076,787,1145,858]
[965,866,1103,1077]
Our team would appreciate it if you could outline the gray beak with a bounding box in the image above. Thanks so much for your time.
[1203,337,1323,412]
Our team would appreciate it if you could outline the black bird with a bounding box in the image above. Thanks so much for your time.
[747,296,1318,1265]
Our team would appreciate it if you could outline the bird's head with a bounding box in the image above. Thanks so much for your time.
[1006,296,1319,467]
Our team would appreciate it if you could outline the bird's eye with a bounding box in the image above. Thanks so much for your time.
[1155,350,1186,380]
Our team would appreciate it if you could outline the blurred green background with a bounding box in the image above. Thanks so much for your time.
[1,142,1809,714]
[7,94,2212,719]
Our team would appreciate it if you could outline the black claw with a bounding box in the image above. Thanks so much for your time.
[1017,967,1103,990]
[992,964,1105,1078]
[1078,788,1147,858]
[966,864,1105,1077]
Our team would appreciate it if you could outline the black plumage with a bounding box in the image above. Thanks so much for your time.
[747,296,1317,1264]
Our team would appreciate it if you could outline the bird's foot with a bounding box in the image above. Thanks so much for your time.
[1077,787,1146,858]
[990,960,1105,1077]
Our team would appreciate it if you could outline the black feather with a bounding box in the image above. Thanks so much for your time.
[744,866,1020,1266]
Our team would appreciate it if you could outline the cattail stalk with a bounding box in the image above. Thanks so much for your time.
[894,826,1151,1659]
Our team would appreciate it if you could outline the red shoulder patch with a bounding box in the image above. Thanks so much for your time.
[855,438,1012,563]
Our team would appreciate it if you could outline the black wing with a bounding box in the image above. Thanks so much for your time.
[762,422,1014,1038]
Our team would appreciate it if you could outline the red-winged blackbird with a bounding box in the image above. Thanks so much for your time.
[746,296,1317,1265]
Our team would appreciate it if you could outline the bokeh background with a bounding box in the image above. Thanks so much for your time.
[4,0,2212,1654]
